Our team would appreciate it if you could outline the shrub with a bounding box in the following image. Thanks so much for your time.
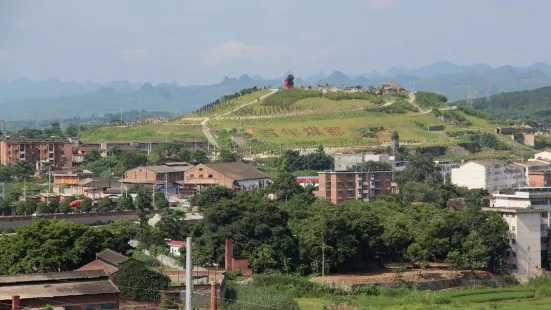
[354,284,380,296]
[415,92,448,108]
[113,259,170,301]
[433,296,451,304]
[131,251,161,267]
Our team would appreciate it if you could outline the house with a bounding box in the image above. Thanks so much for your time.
[76,249,129,277]
[121,164,193,195]
[0,270,119,310]
[486,187,551,274]
[451,160,526,191]
[53,169,96,186]
[184,162,269,193]
[57,176,121,198]
[72,146,99,163]
[0,136,73,170]
[434,160,461,182]
[317,170,394,204]
[167,240,195,257]
[379,81,405,94]
[513,161,551,184]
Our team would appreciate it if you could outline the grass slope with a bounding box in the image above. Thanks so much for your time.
[79,123,204,141]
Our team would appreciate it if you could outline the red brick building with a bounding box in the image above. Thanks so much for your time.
[317,171,394,204]
[76,249,129,278]
[0,270,119,310]
[184,162,269,193]
[0,137,73,170]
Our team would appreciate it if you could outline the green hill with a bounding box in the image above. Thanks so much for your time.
[458,85,551,124]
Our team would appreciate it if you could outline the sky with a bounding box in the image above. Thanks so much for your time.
[1,0,550,85]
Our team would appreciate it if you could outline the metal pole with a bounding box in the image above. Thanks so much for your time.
[185,236,193,310]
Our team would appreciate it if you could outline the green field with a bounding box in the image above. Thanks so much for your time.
[187,90,271,117]
[80,123,204,141]
[239,97,378,116]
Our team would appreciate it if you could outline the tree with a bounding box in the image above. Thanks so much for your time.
[114,260,170,301]
[250,244,278,273]
[391,130,400,149]
[156,208,188,240]
[351,161,392,172]
[0,199,12,216]
[191,149,209,164]
[153,192,169,209]
[7,161,34,181]
[135,189,152,227]
[60,196,76,214]
[80,197,93,212]
[267,173,304,202]
[190,186,235,211]
[98,197,114,212]
[65,124,79,137]
[84,149,102,162]
[219,147,241,163]
[117,194,134,211]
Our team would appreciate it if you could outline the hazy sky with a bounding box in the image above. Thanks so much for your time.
[1,0,550,84]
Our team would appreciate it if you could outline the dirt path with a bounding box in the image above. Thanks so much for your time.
[201,89,279,147]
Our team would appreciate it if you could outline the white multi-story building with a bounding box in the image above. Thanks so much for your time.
[451,160,526,191]
[488,187,551,274]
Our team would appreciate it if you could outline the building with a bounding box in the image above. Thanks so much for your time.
[379,81,405,94]
[122,164,193,196]
[53,169,96,186]
[0,270,119,310]
[80,139,207,151]
[0,137,73,170]
[76,249,129,276]
[317,170,393,204]
[534,151,551,161]
[55,176,121,198]
[451,160,526,191]
[184,162,269,192]
[514,161,551,184]
[72,146,99,163]
[296,176,319,188]
[167,240,194,257]
[434,160,460,182]
[487,187,551,274]
[529,171,551,187]
[334,153,396,171]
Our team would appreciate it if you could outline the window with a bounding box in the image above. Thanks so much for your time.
[101,304,116,310]
[542,224,549,231]
[511,213,516,218]
[511,226,515,231]
[543,211,549,218]
[84,305,95,310]
[512,264,517,270]
[64,307,74,310]
[190,174,194,178]
[208,174,213,178]
[511,239,516,244]
[199,174,203,178]
[347,190,354,196]
[542,237,549,244]
[199,168,203,171]
[513,252,516,257]
[347,182,354,187]
[337,182,343,188]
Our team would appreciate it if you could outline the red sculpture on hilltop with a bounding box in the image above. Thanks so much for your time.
[283,74,295,89]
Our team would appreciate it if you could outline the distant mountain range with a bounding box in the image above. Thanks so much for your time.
[2,61,551,121]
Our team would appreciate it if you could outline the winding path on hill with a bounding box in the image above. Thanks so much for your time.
[201,89,279,147]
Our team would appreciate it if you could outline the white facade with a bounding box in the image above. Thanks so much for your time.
[334,153,396,171]
[489,188,551,275]
[169,245,183,257]
[535,152,551,161]
[451,161,526,191]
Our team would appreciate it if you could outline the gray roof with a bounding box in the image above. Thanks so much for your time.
[146,165,191,173]
[231,136,247,147]
[205,162,269,181]
[164,162,192,167]
[0,278,119,300]
[0,270,108,285]
[97,249,129,267]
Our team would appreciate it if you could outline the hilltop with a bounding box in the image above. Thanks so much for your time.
[3,62,551,121]
[463,84,551,124]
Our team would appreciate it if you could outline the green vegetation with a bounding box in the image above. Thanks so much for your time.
[79,123,204,141]
[458,132,511,152]
[114,259,170,301]
[190,88,271,117]
[372,100,419,114]
[415,91,448,109]
[261,89,323,109]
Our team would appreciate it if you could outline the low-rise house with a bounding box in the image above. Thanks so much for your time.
[122,164,194,195]
[0,270,119,310]
[317,170,394,204]
[72,146,99,163]
[167,240,195,257]
[451,160,526,191]
[184,162,269,193]
[379,81,405,94]
[529,171,551,187]
[514,161,551,184]
[76,249,129,277]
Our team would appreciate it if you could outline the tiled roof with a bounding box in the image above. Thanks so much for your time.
[96,249,129,267]
[204,162,269,181]
[0,278,118,300]
[76,259,119,275]
[0,270,108,285]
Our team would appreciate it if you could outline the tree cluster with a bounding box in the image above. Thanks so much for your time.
[113,259,170,301]
[0,161,34,182]
[148,142,209,165]
[277,148,333,173]
[415,91,448,108]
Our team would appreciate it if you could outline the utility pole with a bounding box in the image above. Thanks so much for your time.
[185,236,193,310]
[165,173,168,198]
[321,221,325,277]
[48,165,51,194]
[467,76,474,108]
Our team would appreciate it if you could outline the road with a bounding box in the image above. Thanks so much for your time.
[201,89,279,147]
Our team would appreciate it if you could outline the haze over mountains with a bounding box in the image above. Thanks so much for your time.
[2,61,551,121]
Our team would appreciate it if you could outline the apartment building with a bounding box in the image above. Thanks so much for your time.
[451,160,525,191]
[434,160,460,181]
[487,187,551,274]
[0,137,73,170]
[317,170,393,204]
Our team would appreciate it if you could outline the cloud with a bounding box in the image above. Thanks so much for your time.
[119,48,148,61]
[201,41,288,66]
[358,0,395,11]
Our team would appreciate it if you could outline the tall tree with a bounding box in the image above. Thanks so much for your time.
[135,189,152,227]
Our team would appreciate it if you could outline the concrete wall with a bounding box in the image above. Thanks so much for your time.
[452,163,486,189]
[0,210,160,231]
[515,212,542,275]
